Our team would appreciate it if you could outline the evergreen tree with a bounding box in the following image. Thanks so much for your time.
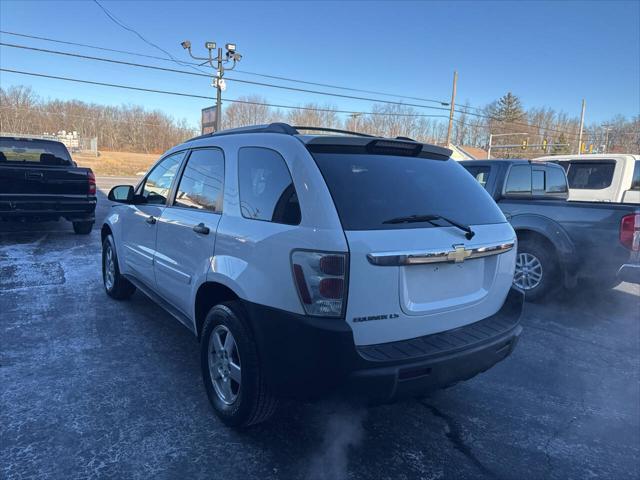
[490,92,525,122]
[552,133,571,154]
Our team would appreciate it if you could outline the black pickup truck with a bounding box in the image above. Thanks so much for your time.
[0,136,97,234]
[461,159,639,300]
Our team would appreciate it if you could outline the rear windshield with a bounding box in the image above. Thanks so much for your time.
[565,161,615,189]
[0,138,72,165]
[311,153,505,230]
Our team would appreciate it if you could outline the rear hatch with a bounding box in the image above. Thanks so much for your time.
[309,139,516,346]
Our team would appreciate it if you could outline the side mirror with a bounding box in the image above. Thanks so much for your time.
[108,185,135,203]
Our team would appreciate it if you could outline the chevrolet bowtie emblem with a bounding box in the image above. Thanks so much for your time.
[447,245,471,263]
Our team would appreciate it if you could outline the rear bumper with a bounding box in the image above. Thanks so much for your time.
[617,263,640,284]
[0,196,96,221]
[242,287,524,401]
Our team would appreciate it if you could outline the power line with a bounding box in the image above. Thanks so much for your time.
[1,65,588,139]
[0,30,614,138]
[0,67,459,120]
[2,40,588,138]
[91,0,208,76]
[0,29,449,106]
[0,42,456,113]
[0,35,596,138]
[0,106,190,128]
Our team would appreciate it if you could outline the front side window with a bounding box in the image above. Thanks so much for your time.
[173,148,225,212]
[505,165,532,194]
[546,166,568,193]
[238,147,301,225]
[566,161,615,189]
[631,161,640,191]
[141,151,185,205]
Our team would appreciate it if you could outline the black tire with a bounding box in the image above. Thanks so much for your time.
[102,235,136,300]
[73,221,94,235]
[514,238,560,302]
[201,301,278,427]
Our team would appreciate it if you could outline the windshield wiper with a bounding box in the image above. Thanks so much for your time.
[382,214,475,240]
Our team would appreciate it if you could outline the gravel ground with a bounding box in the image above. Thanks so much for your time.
[1,178,639,480]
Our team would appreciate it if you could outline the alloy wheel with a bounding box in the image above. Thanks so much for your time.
[514,252,543,290]
[104,245,115,291]
[208,325,241,405]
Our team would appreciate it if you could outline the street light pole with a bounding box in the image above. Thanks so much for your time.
[487,134,493,159]
[577,99,586,154]
[215,47,223,131]
[181,40,242,133]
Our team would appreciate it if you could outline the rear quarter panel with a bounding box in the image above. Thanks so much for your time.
[202,134,348,314]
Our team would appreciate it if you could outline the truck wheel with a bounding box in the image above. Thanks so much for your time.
[201,302,278,427]
[513,239,559,302]
[102,235,136,300]
[73,221,94,235]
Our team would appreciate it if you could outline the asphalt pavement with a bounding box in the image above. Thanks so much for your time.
[1,177,639,479]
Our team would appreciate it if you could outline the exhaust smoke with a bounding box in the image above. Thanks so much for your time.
[306,402,367,480]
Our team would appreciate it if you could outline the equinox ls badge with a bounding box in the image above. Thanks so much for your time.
[447,244,471,263]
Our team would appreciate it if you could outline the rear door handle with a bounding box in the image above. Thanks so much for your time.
[25,172,44,180]
[193,222,210,235]
[145,215,157,225]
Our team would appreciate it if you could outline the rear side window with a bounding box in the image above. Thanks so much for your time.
[566,161,615,189]
[311,153,504,230]
[140,151,185,205]
[238,147,301,225]
[0,138,72,165]
[546,166,568,193]
[174,148,224,212]
[505,165,532,194]
[631,161,640,190]
[464,165,491,187]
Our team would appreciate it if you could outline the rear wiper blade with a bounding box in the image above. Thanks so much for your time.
[382,214,475,240]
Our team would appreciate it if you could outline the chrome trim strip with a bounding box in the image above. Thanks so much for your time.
[366,241,515,266]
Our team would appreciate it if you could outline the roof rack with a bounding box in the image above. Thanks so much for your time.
[185,122,432,150]
[185,122,381,143]
[292,126,374,138]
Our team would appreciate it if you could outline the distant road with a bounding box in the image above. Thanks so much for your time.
[96,175,141,193]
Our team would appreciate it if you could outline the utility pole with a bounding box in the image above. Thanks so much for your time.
[348,113,362,131]
[215,47,223,131]
[577,99,586,154]
[487,134,492,160]
[446,71,457,146]
[602,124,612,153]
[181,40,242,133]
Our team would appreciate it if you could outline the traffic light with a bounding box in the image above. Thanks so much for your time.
[542,138,548,150]
[521,139,528,150]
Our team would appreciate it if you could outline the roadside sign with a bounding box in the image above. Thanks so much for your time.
[202,106,217,134]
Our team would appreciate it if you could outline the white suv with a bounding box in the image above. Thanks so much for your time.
[102,123,524,427]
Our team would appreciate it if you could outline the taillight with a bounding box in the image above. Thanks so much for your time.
[620,214,640,251]
[291,251,348,317]
[87,170,96,195]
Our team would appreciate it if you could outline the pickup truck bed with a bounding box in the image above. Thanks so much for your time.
[0,137,97,234]
[461,160,639,300]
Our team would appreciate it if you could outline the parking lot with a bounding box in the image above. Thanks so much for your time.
[1,178,639,480]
